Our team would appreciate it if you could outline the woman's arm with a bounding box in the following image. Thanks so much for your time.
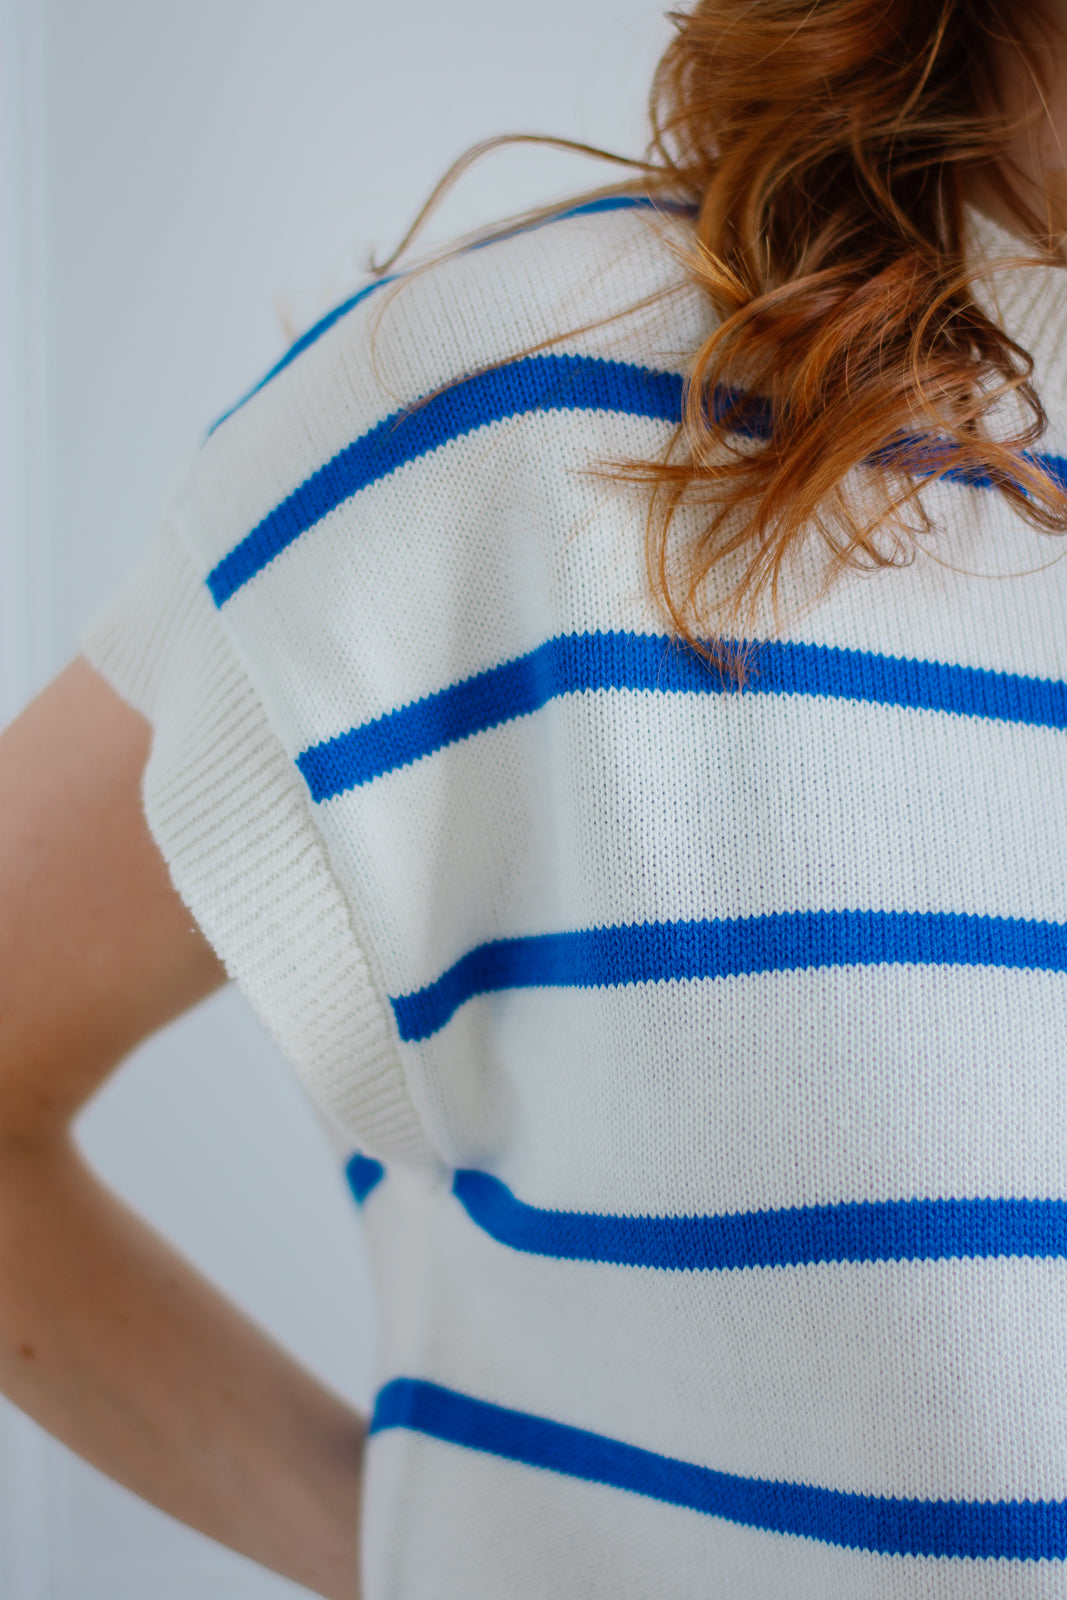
[0,658,365,1599]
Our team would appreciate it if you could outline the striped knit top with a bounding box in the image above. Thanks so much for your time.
[83,196,1067,1598]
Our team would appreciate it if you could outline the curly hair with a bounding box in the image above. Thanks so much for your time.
[629,0,1067,668]
[375,2,1067,672]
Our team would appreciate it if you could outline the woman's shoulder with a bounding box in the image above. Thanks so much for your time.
[205,196,697,449]
[164,194,703,596]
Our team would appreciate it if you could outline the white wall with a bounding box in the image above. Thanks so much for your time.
[0,0,672,1593]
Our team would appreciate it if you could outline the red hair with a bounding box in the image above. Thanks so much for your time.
[630,0,1067,669]
[379,1,1067,671]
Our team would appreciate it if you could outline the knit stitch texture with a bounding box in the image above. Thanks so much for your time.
[83,197,1067,1598]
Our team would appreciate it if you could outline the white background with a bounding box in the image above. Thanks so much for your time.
[0,0,671,1593]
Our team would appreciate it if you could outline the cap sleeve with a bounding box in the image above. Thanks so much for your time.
[80,520,434,1168]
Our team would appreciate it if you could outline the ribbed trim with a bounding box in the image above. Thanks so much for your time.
[80,523,434,1167]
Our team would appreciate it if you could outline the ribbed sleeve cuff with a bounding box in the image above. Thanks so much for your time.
[80,523,433,1167]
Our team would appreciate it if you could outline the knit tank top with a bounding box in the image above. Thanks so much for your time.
[84,196,1067,1598]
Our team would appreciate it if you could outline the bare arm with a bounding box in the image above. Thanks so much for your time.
[0,657,365,1598]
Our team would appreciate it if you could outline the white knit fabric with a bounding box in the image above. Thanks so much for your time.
[83,198,1067,1597]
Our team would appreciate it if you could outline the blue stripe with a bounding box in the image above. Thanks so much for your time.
[536,195,694,223]
[345,1153,385,1205]
[369,1378,1067,1560]
[206,353,692,605]
[866,431,1067,493]
[206,277,399,439]
[453,1169,1067,1270]
[206,336,1067,605]
[391,910,1067,1043]
[466,194,698,255]
[205,196,684,438]
[296,630,1067,801]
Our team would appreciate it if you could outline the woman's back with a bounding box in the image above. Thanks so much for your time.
[81,192,1067,1595]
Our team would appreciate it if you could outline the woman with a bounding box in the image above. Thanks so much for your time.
[2,2,1066,1595]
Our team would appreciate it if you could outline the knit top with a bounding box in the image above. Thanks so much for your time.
[83,195,1067,1599]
